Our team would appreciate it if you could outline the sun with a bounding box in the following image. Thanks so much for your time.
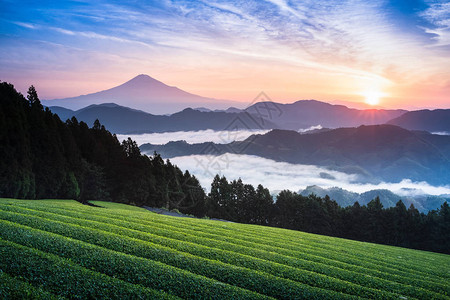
[363,91,382,106]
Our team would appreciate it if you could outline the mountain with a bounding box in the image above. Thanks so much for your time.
[193,107,242,113]
[299,185,449,212]
[46,106,76,121]
[141,125,450,185]
[245,100,407,130]
[299,186,360,207]
[49,99,409,134]
[49,103,277,134]
[42,74,407,126]
[386,109,450,133]
[42,74,240,114]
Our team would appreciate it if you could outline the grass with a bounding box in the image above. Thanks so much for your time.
[0,199,449,299]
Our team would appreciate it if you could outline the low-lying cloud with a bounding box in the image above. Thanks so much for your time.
[170,154,450,196]
[432,131,450,136]
[298,125,323,133]
[117,129,271,146]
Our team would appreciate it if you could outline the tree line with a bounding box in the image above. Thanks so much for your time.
[204,175,449,254]
[0,82,448,254]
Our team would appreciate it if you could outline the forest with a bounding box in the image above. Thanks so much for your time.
[0,81,448,254]
[0,82,205,211]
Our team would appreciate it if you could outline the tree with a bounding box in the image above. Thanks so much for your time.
[251,184,274,225]
[93,119,102,130]
[122,137,141,158]
[27,85,43,110]
[366,196,385,243]
[208,175,232,220]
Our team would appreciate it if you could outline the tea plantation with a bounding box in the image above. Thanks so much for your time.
[0,199,448,299]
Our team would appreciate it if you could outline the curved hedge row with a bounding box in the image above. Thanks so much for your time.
[0,199,449,299]
[0,204,441,299]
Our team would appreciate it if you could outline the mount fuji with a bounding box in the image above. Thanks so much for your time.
[42,74,240,114]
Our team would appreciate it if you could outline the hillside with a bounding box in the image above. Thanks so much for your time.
[245,100,407,129]
[0,199,449,299]
[42,74,238,114]
[47,103,277,134]
[387,109,450,133]
[141,125,450,185]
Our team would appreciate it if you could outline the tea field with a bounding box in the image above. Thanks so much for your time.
[0,199,448,299]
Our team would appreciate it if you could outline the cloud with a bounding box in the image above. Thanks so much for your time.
[123,126,327,146]
[169,154,450,196]
[2,0,450,106]
[298,125,322,133]
[119,129,270,146]
[13,21,37,29]
[432,131,450,135]
[420,2,450,46]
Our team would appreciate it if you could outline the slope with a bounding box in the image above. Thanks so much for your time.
[0,199,448,299]
[387,109,450,133]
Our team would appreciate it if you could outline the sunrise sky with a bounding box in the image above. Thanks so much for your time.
[1,0,449,109]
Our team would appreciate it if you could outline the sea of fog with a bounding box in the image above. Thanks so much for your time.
[117,129,271,146]
[170,153,450,196]
[122,129,450,196]
[116,126,323,146]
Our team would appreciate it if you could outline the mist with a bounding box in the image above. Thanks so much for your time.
[170,154,450,196]
[298,125,323,132]
[119,126,328,146]
[117,129,271,145]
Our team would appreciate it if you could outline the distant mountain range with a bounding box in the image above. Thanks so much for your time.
[141,125,450,185]
[387,109,450,133]
[49,103,277,134]
[299,185,449,212]
[42,74,240,114]
[244,100,406,130]
[43,74,448,134]
[47,99,411,134]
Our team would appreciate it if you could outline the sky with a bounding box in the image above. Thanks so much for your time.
[1,0,449,109]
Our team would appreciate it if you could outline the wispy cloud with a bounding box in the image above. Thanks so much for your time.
[1,0,449,107]
[51,26,156,49]
[13,21,37,29]
[420,2,450,46]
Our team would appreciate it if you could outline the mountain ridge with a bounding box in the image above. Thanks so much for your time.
[48,103,277,134]
[48,98,410,134]
[245,100,407,129]
[386,109,450,132]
